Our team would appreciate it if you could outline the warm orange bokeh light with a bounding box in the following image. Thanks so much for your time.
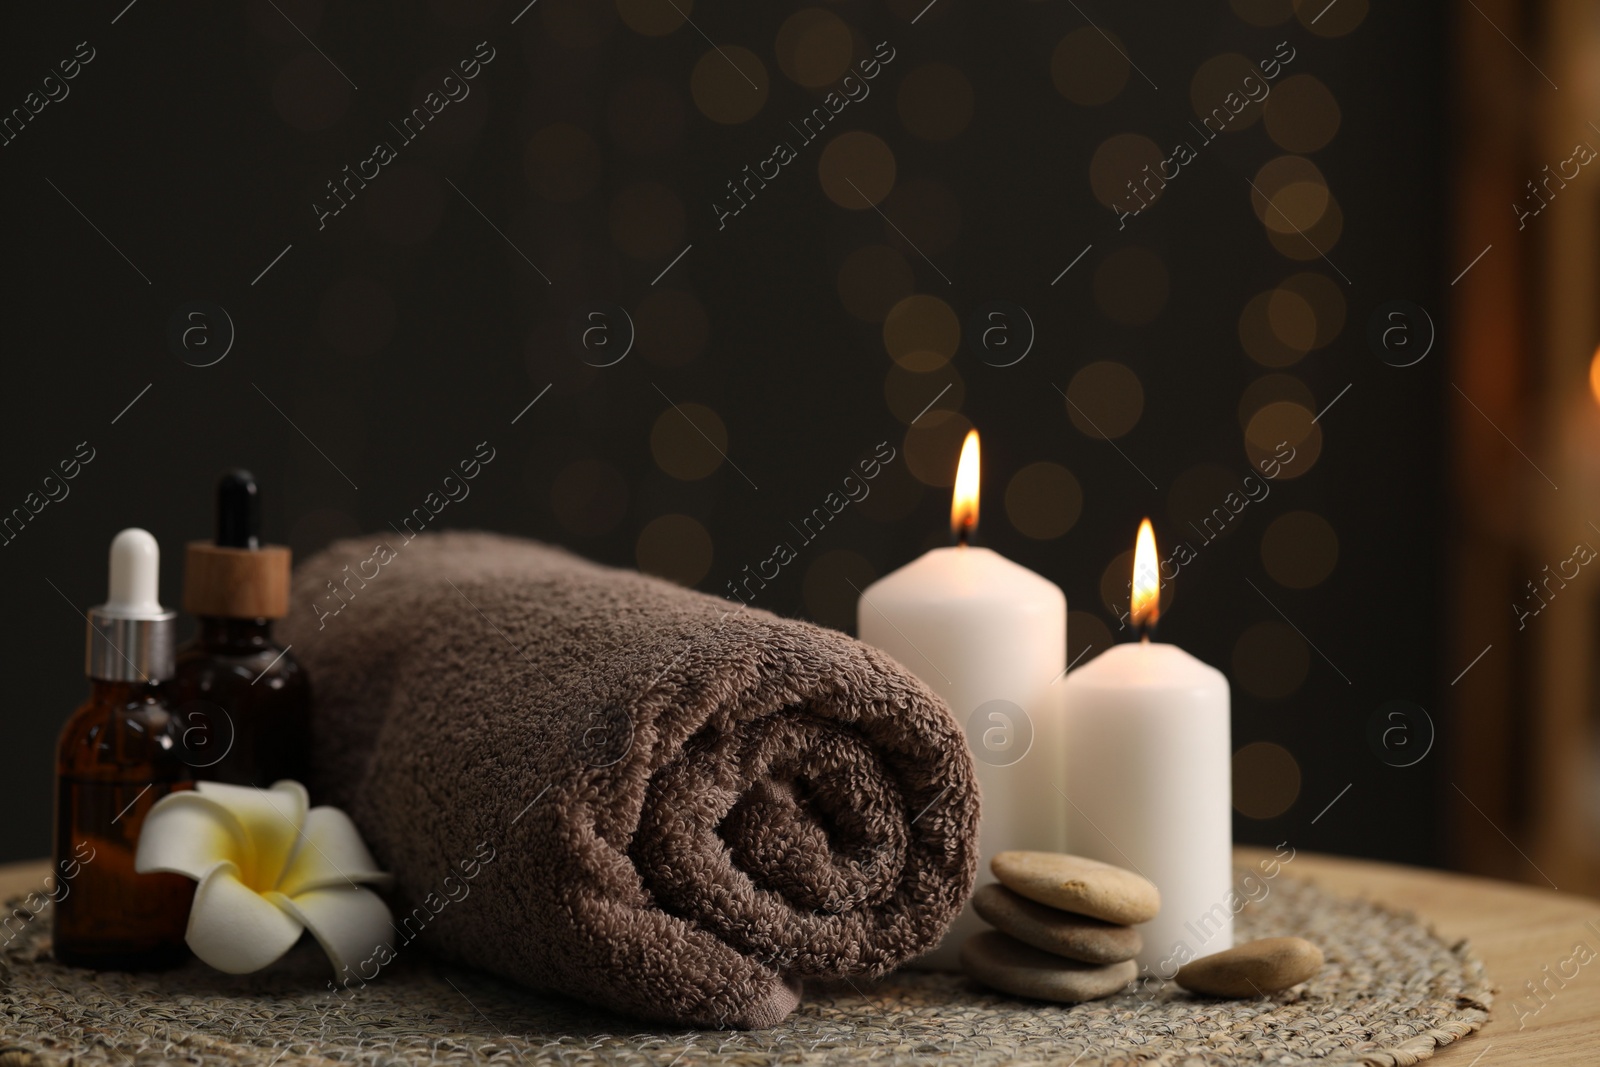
[1589,345,1600,409]
[951,429,980,544]
[1131,517,1160,631]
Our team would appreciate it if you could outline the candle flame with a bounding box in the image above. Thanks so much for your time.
[951,429,980,545]
[1131,517,1160,631]
[1590,345,1600,409]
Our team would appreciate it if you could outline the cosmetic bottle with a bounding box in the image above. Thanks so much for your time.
[53,528,193,969]
[171,470,310,787]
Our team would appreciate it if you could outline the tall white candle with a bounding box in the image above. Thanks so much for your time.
[857,431,1067,968]
[1062,519,1233,975]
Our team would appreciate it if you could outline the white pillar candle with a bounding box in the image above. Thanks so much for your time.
[1062,519,1233,975]
[857,431,1067,968]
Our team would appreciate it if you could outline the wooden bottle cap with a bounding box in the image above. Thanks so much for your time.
[183,542,292,619]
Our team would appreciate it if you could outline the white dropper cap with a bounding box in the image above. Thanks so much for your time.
[104,528,164,616]
[86,528,176,681]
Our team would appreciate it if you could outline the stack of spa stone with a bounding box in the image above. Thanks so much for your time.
[962,850,1328,1003]
[961,851,1157,1004]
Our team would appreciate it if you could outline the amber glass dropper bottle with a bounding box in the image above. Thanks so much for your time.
[53,528,194,969]
[171,470,310,787]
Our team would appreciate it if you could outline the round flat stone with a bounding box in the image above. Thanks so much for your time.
[961,931,1138,1004]
[990,851,1160,925]
[971,883,1141,964]
[1175,937,1325,998]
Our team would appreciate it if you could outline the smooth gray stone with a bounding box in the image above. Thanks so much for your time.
[1175,937,1325,998]
[971,883,1142,964]
[962,931,1139,1004]
[991,850,1160,925]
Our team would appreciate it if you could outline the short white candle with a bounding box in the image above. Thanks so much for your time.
[1062,519,1233,975]
[858,431,1067,968]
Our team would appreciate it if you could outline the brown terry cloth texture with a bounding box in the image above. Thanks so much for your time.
[280,531,979,1029]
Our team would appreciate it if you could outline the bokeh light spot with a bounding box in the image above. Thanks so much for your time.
[1268,286,1318,351]
[636,513,713,586]
[1067,610,1114,669]
[1089,133,1164,210]
[903,410,973,487]
[1281,272,1346,348]
[1263,74,1341,152]
[1245,401,1322,478]
[691,46,769,124]
[885,365,965,425]
[1238,374,1315,429]
[1066,361,1145,439]
[1233,740,1302,819]
[1052,27,1130,105]
[819,130,897,208]
[1267,194,1343,260]
[776,8,855,88]
[1190,53,1266,131]
[1005,462,1083,540]
[883,294,960,371]
[651,402,728,480]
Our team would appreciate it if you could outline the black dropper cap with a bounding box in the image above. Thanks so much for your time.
[217,470,261,549]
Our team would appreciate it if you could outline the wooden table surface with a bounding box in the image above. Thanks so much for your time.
[3,850,1598,1063]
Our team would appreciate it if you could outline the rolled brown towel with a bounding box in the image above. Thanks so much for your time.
[279,531,978,1028]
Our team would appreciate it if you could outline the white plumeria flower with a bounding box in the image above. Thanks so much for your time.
[135,779,394,976]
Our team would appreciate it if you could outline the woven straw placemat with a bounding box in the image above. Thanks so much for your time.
[0,869,1490,1067]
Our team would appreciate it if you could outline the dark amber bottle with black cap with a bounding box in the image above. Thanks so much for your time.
[171,471,311,787]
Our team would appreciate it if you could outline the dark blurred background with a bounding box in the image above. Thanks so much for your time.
[3,0,1480,878]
